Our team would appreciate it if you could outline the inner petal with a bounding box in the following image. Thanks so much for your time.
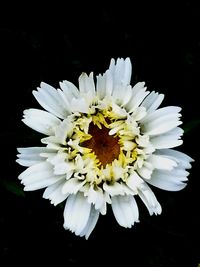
[82,123,120,167]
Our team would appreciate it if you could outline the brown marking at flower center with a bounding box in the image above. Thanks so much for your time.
[82,123,120,167]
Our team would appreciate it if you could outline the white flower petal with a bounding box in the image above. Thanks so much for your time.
[63,192,91,236]
[18,161,52,181]
[16,147,54,167]
[137,162,153,179]
[54,118,74,145]
[103,182,126,196]
[168,168,189,178]
[96,73,106,99]
[142,106,181,123]
[141,106,182,135]
[148,154,177,170]
[126,171,144,192]
[16,159,42,167]
[124,82,149,113]
[119,183,136,195]
[80,206,100,239]
[108,58,133,105]
[41,137,62,150]
[22,109,61,135]
[87,186,105,213]
[109,57,132,86]
[150,127,183,149]
[84,187,110,215]
[112,84,132,106]
[79,72,95,102]
[57,89,72,114]
[43,180,69,206]
[141,91,164,113]
[62,178,86,194]
[111,195,139,228]
[131,107,147,121]
[54,162,75,175]
[136,134,150,147]
[19,162,64,191]
[110,102,127,119]
[146,169,188,191]
[71,97,89,113]
[59,80,79,99]
[143,118,182,136]
[63,193,76,232]
[105,70,113,96]
[17,147,50,154]
[48,153,75,177]
[120,85,134,106]
[48,153,66,164]
[157,149,194,169]
[33,82,69,119]
[138,183,162,215]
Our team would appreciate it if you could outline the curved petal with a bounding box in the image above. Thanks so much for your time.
[126,171,144,192]
[80,206,100,239]
[48,153,75,176]
[150,127,183,149]
[137,162,153,179]
[142,106,181,123]
[62,178,86,194]
[124,82,150,113]
[108,57,132,86]
[148,154,177,170]
[111,195,139,228]
[33,82,69,119]
[18,162,64,191]
[96,73,106,99]
[141,106,182,135]
[101,58,132,99]
[112,84,133,106]
[103,182,126,196]
[146,169,188,191]
[78,72,95,102]
[156,149,194,169]
[22,109,60,135]
[105,70,113,96]
[141,91,164,113]
[57,89,72,114]
[87,186,105,213]
[54,118,74,145]
[16,147,55,167]
[43,180,69,206]
[143,118,182,136]
[59,80,79,98]
[63,192,91,236]
[137,183,162,215]
[71,97,89,113]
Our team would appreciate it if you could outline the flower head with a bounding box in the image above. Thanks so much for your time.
[17,58,193,239]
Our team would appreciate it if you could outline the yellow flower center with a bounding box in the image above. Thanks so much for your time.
[82,123,120,167]
[68,108,141,185]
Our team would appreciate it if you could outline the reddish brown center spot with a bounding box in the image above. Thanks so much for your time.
[82,123,120,167]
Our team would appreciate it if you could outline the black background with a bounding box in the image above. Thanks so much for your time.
[0,1,200,266]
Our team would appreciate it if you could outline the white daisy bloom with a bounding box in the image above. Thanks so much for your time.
[16,58,193,239]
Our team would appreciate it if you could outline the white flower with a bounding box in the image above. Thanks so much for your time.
[16,58,193,239]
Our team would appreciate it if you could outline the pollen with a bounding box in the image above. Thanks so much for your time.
[82,123,120,167]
